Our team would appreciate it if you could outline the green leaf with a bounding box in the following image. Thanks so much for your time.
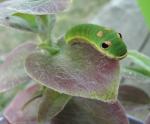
[25,39,120,102]
[13,13,38,31]
[51,98,129,124]
[124,66,150,78]
[128,50,150,72]
[137,0,150,29]
[6,0,72,15]
[121,67,150,85]
[38,88,71,123]
[0,10,37,32]
[1,15,35,32]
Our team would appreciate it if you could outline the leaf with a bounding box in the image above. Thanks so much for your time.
[25,39,120,102]
[51,97,129,124]
[124,66,150,78]
[0,42,37,93]
[118,85,150,104]
[4,84,41,124]
[0,15,35,32]
[137,0,150,29]
[14,13,37,30]
[118,85,150,121]
[0,0,66,32]
[6,0,72,15]
[121,67,150,84]
[127,50,150,72]
[38,88,71,123]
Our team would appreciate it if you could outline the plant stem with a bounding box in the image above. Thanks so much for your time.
[36,15,56,46]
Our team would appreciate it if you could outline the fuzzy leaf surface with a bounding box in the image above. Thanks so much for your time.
[5,0,71,15]
[38,89,71,123]
[4,84,40,124]
[0,42,37,92]
[51,97,129,124]
[25,40,120,102]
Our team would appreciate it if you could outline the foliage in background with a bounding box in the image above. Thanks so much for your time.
[124,50,150,78]
[137,0,150,29]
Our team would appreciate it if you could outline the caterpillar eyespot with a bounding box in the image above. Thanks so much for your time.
[65,24,127,60]
[101,41,112,49]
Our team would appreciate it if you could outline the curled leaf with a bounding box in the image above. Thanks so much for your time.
[38,89,71,123]
[0,15,34,32]
[25,40,120,102]
[0,42,37,92]
[4,84,41,124]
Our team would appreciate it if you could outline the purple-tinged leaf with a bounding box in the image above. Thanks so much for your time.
[4,84,41,124]
[118,85,150,120]
[0,42,37,92]
[25,40,120,102]
[51,97,129,124]
[5,0,71,15]
[3,84,70,124]
[38,89,71,123]
[118,85,150,104]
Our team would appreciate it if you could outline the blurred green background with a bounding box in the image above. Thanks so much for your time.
[137,0,150,29]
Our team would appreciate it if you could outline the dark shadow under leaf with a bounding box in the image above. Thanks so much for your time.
[51,97,129,124]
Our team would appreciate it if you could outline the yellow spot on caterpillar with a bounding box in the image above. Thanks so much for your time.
[97,31,104,38]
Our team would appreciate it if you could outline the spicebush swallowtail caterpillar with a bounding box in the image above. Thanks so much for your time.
[65,24,127,60]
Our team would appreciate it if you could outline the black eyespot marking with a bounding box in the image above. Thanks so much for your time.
[102,43,109,48]
[118,33,122,38]
[101,41,112,49]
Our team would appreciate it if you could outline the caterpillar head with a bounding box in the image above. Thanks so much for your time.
[96,28,127,60]
[65,24,127,60]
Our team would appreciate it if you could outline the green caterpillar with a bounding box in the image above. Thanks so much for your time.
[65,24,127,60]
